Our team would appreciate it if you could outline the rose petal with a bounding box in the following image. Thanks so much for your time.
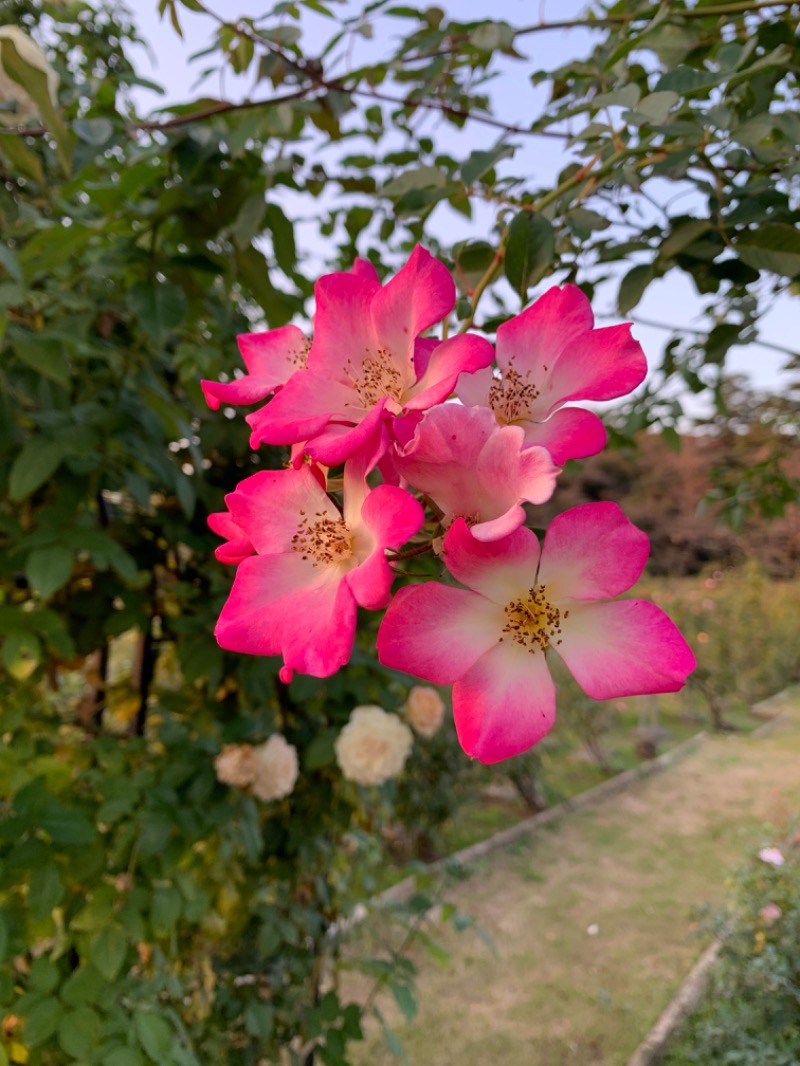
[371,245,455,370]
[377,583,502,684]
[215,552,357,679]
[307,269,382,378]
[556,599,697,699]
[404,333,495,411]
[521,407,607,464]
[246,370,356,448]
[225,465,337,555]
[237,324,309,377]
[443,519,540,604]
[538,502,650,602]
[453,640,556,763]
[454,365,493,409]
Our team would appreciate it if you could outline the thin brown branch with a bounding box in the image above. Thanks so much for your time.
[612,313,799,360]
[0,86,317,139]
[386,541,434,561]
[0,81,569,142]
[349,86,569,140]
[516,0,796,35]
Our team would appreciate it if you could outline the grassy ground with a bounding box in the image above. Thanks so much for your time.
[346,688,800,1065]
[437,694,757,859]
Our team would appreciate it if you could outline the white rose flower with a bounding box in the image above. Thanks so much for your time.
[404,685,446,738]
[214,743,258,788]
[335,705,414,786]
[251,734,299,801]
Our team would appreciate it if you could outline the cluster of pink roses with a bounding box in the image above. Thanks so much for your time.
[203,247,695,763]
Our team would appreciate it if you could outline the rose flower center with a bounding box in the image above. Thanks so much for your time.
[501,584,564,653]
[291,512,353,567]
[488,360,541,424]
[346,349,404,408]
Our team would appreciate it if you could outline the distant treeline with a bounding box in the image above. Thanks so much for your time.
[542,431,800,578]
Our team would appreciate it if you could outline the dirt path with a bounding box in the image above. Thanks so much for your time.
[351,691,800,1065]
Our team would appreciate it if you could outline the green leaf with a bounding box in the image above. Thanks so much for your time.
[265,202,297,274]
[28,861,64,920]
[626,90,680,125]
[660,220,713,259]
[105,1050,145,1066]
[734,223,800,277]
[460,144,514,186]
[617,262,655,314]
[19,223,92,275]
[390,981,417,1022]
[151,885,183,935]
[23,996,63,1047]
[303,729,337,771]
[40,803,97,846]
[28,957,59,994]
[8,438,62,501]
[61,964,107,1008]
[0,913,7,960]
[453,240,497,295]
[235,247,297,326]
[504,212,555,300]
[12,334,70,386]
[0,242,22,282]
[174,468,195,519]
[655,66,718,95]
[130,281,187,340]
[381,165,446,200]
[90,924,128,981]
[1,629,41,681]
[231,193,266,250]
[244,1002,275,1040]
[0,29,71,173]
[0,133,44,184]
[25,545,73,599]
[72,117,114,145]
[57,1006,101,1061]
[373,1007,406,1062]
[134,1011,174,1062]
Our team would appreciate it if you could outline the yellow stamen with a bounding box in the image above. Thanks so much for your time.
[500,584,563,653]
[488,358,541,424]
[291,512,353,567]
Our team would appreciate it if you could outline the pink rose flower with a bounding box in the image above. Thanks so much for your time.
[201,324,311,412]
[455,285,647,463]
[246,246,494,465]
[200,261,379,414]
[214,448,423,681]
[392,403,559,541]
[377,502,696,763]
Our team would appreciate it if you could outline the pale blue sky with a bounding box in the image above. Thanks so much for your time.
[129,0,795,402]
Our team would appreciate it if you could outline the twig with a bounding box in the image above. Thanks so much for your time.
[613,313,798,360]
[516,0,796,35]
[386,541,434,561]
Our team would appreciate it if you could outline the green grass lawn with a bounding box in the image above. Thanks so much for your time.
[345,691,800,1065]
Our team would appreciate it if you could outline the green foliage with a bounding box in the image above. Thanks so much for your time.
[663,827,800,1065]
[645,563,800,729]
